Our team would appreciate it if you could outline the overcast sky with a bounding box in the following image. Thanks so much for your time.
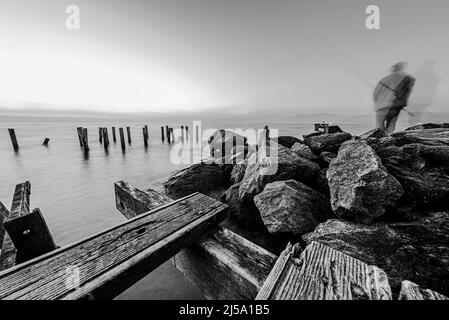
[0,0,448,114]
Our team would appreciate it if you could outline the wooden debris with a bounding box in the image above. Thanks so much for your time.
[3,182,56,264]
[8,129,19,151]
[0,192,227,300]
[256,241,392,300]
[0,201,9,251]
[42,138,50,146]
[114,182,276,299]
[399,280,448,300]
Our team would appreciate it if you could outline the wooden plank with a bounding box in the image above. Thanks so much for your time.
[256,241,392,300]
[172,226,276,300]
[0,192,227,300]
[114,182,277,299]
[8,182,31,220]
[399,280,448,300]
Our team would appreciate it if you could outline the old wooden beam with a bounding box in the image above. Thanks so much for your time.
[256,241,392,300]
[3,182,56,263]
[0,192,227,300]
[0,201,9,251]
[42,138,50,146]
[112,127,117,143]
[76,127,84,147]
[126,126,131,144]
[114,181,276,300]
[399,280,448,300]
[119,128,126,151]
[161,126,165,142]
[82,128,89,152]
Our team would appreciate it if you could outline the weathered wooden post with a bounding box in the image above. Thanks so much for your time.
[221,130,226,164]
[76,127,84,147]
[170,128,174,143]
[119,128,126,151]
[99,128,103,143]
[8,129,19,151]
[165,125,169,142]
[126,127,131,144]
[161,126,165,142]
[42,138,50,146]
[3,182,57,264]
[185,126,189,141]
[264,125,270,157]
[142,127,148,148]
[82,128,89,152]
[103,128,109,149]
[112,127,117,143]
[244,137,248,159]
[181,126,185,142]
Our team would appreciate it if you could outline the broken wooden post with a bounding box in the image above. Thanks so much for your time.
[221,130,226,164]
[42,138,50,146]
[112,127,117,143]
[114,181,276,300]
[99,127,103,143]
[0,192,227,300]
[3,182,57,263]
[0,201,9,250]
[165,125,169,141]
[195,125,199,144]
[170,128,174,143]
[8,129,19,151]
[0,201,15,271]
[232,136,237,165]
[82,128,89,152]
[161,126,165,142]
[76,127,84,147]
[181,126,185,142]
[256,241,392,300]
[119,128,126,151]
[126,127,131,144]
[244,137,248,159]
[185,126,189,141]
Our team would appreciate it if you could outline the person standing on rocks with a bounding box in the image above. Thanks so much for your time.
[373,62,416,134]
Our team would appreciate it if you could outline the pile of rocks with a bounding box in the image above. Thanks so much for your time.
[162,125,449,297]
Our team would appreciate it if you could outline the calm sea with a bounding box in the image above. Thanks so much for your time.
[0,112,421,299]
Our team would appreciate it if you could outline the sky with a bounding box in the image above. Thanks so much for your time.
[0,0,448,115]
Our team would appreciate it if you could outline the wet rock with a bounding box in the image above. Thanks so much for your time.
[327,140,403,223]
[303,212,449,297]
[318,151,336,167]
[304,132,352,154]
[163,162,232,198]
[290,143,318,161]
[238,143,320,201]
[277,136,302,149]
[254,180,333,236]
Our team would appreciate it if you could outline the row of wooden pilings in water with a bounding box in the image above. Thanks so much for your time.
[75,125,195,153]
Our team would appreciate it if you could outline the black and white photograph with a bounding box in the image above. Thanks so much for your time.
[0,0,448,307]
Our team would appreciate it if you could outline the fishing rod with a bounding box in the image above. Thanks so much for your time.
[315,24,416,117]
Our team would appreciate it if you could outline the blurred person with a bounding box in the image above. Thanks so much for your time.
[373,61,416,134]
[408,59,442,126]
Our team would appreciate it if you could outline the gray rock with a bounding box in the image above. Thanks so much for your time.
[313,168,330,197]
[224,183,262,225]
[290,143,318,161]
[303,212,449,297]
[405,123,449,131]
[318,151,336,166]
[239,143,320,202]
[163,162,231,198]
[359,128,387,140]
[277,136,302,149]
[327,139,403,223]
[254,180,333,235]
[304,132,352,154]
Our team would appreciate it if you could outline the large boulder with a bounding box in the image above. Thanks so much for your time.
[238,143,320,202]
[313,168,330,197]
[303,212,449,297]
[163,162,232,198]
[304,132,352,154]
[376,143,449,210]
[254,180,333,235]
[230,162,247,184]
[277,136,302,149]
[290,143,319,161]
[327,139,403,223]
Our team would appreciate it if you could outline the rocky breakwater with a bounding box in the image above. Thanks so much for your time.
[161,125,449,298]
